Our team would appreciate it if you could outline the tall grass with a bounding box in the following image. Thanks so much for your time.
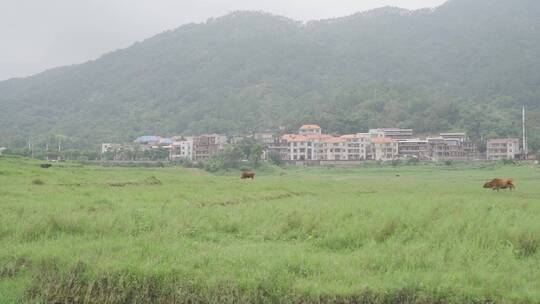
[0,156,539,303]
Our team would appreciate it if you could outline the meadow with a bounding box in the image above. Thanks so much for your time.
[0,156,539,303]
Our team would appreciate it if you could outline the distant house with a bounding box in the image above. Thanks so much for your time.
[0,147,6,155]
[486,138,520,160]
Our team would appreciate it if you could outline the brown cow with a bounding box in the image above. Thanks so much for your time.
[241,171,255,180]
[483,178,515,191]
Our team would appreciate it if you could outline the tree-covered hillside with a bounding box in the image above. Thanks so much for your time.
[0,0,539,151]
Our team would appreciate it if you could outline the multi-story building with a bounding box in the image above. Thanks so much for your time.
[193,134,227,162]
[283,135,319,161]
[486,138,520,160]
[267,137,291,161]
[321,137,348,161]
[440,133,477,158]
[341,134,370,160]
[427,137,450,160]
[170,138,194,160]
[369,128,414,140]
[397,139,430,160]
[372,137,398,161]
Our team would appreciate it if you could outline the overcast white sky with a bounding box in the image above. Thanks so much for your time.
[0,0,447,80]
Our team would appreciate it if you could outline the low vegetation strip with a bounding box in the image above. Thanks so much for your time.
[0,157,539,303]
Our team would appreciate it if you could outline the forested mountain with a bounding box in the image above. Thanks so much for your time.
[1,0,539,151]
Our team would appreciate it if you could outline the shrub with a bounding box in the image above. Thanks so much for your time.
[407,157,420,165]
[391,159,402,166]
[32,179,45,185]
[501,158,517,165]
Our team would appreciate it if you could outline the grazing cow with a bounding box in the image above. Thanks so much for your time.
[241,171,255,180]
[483,178,515,191]
[40,164,52,169]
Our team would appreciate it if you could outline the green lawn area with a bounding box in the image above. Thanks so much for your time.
[1,156,539,303]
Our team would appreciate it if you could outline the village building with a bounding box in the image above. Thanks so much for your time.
[170,138,194,160]
[341,134,370,160]
[321,137,348,161]
[486,138,520,160]
[440,133,477,158]
[267,137,291,161]
[397,139,430,160]
[282,134,320,161]
[427,137,450,160]
[192,134,227,162]
[369,128,414,140]
[372,137,399,161]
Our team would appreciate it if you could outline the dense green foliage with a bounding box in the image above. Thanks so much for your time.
[204,139,264,172]
[0,0,539,151]
[1,157,539,303]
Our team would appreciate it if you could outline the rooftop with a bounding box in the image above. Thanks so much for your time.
[300,124,321,130]
[487,138,520,143]
[372,137,395,144]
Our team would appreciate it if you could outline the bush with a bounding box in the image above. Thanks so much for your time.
[32,179,45,185]
[407,157,420,165]
[501,158,517,165]
[391,159,402,166]
[444,160,453,166]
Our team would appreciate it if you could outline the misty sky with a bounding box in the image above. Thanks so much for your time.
[0,0,447,81]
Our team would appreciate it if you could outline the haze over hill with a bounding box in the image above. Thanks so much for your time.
[0,0,539,151]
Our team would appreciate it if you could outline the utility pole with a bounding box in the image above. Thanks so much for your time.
[523,105,528,158]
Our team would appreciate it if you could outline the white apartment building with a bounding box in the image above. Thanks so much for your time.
[321,137,348,161]
[284,135,319,161]
[341,134,370,160]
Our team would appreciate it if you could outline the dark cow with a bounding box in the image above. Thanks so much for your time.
[483,178,515,191]
[40,164,52,169]
[241,171,255,180]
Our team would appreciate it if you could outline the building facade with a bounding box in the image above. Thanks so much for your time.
[486,138,520,160]
[193,134,227,162]
[170,138,194,160]
[372,137,399,161]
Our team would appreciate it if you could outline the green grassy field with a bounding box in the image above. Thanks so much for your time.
[1,156,539,303]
